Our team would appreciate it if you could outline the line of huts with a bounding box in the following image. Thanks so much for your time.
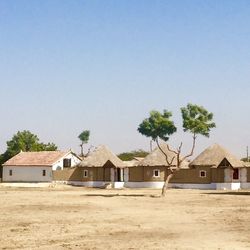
[1,144,250,190]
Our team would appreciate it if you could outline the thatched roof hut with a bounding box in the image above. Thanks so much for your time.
[78,145,126,168]
[189,144,245,168]
[138,143,189,168]
[122,158,142,168]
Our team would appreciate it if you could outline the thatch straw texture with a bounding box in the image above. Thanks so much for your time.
[122,159,141,167]
[138,143,189,168]
[79,145,126,168]
[190,144,245,168]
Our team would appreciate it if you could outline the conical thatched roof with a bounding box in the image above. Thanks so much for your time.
[138,143,189,168]
[122,159,141,167]
[79,145,126,168]
[189,144,244,168]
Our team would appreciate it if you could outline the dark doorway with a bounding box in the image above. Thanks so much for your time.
[115,168,123,182]
[233,169,239,180]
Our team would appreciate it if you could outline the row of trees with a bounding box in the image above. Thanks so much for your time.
[117,150,149,161]
[0,130,58,166]
[0,103,215,197]
[0,130,91,167]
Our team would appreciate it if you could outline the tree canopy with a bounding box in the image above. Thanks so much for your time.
[78,130,90,156]
[138,110,177,142]
[78,130,90,144]
[0,130,57,165]
[138,104,215,144]
[138,103,216,196]
[181,104,216,137]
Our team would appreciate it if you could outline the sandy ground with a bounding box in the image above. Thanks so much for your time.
[0,185,250,250]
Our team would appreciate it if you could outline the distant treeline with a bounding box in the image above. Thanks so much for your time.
[117,150,149,161]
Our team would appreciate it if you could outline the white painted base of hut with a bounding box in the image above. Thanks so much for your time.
[53,181,125,188]
[125,181,165,188]
[216,183,241,190]
[68,181,105,187]
[240,182,250,189]
[53,181,250,190]
[113,182,125,188]
[125,182,217,189]
[169,183,216,190]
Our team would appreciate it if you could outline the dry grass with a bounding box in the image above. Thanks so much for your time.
[0,185,250,249]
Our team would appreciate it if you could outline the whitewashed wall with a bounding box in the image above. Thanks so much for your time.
[3,166,52,182]
[52,152,81,170]
[124,168,129,182]
[240,168,247,182]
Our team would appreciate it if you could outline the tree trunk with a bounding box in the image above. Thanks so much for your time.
[161,172,174,197]
[80,144,83,157]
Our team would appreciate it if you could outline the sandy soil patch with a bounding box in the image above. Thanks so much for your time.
[0,185,249,249]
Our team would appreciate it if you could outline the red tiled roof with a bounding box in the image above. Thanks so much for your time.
[3,151,69,167]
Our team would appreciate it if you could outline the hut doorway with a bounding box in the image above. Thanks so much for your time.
[114,168,124,182]
[233,168,239,180]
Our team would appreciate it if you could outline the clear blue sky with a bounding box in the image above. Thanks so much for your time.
[0,0,250,158]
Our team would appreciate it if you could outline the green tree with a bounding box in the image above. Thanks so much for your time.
[0,130,58,165]
[138,103,216,197]
[78,130,90,157]
[117,149,149,161]
[36,142,58,151]
[241,158,250,162]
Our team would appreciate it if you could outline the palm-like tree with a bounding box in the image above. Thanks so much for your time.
[78,130,90,157]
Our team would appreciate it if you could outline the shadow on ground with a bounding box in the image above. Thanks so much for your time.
[205,191,250,196]
[80,194,161,198]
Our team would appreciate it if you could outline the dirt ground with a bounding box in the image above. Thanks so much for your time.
[0,185,250,250]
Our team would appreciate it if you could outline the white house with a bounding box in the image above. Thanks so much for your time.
[2,150,81,182]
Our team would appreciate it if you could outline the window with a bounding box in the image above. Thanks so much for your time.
[9,170,12,176]
[63,158,71,168]
[153,169,160,178]
[43,170,46,176]
[199,170,206,178]
[233,169,239,180]
[83,170,88,178]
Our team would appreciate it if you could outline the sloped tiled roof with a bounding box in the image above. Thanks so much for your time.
[3,151,70,167]
[189,144,245,168]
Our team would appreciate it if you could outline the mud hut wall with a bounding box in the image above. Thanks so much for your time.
[247,168,250,182]
[129,165,214,183]
[143,166,166,181]
[103,167,111,182]
[53,167,108,182]
[128,166,144,181]
[211,168,225,183]
[53,167,82,181]
[169,166,212,184]
[81,167,101,181]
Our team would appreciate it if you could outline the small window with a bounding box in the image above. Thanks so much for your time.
[199,170,206,178]
[83,170,88,178]
[43,170,46,176]
[153,169,160,178]
[63,158,71,168]
[9,170,12,176]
